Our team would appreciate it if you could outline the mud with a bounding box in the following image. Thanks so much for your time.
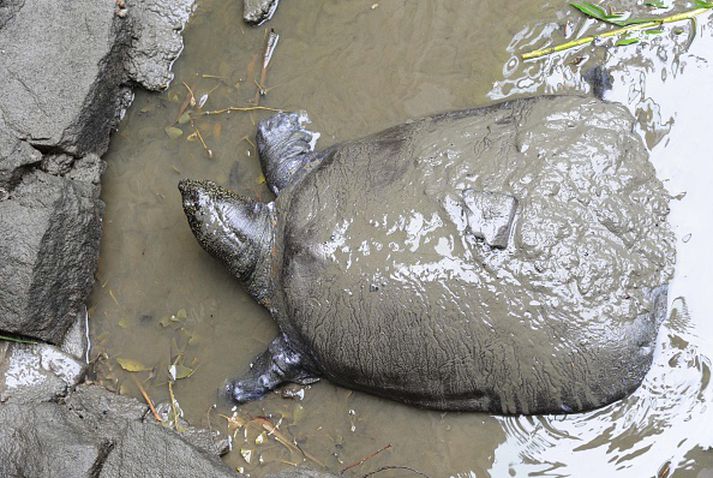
[91,0,713,475]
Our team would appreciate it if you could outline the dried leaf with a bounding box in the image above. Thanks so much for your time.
[177,112,191,125]
[169,363,195,381]
[164,126,183,139]
[222,413,247,433]
[117,357,151,372]
[240,448,253,464]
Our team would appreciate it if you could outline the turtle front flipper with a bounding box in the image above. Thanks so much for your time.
[227,334,319,403]
[257,112,321,195]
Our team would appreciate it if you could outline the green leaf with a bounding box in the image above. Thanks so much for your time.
[644,0,666,8]
[694,0,713,8]
[117,357,152,372]
[570,2,625,24]
[644,28,664,34]
[615,36,641,46]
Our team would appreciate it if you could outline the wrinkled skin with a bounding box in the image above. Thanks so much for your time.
[179,95,675,414]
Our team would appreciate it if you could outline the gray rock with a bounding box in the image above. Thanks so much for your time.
[0,0,131,156]
[0,341,86,404]
[0,0,23,29]
[0,402,109,478]
[244,0,280,24]
[0,0,194,347]
[124,0,195,91]
[65,385,230,458]
[0,163,104,344]
[0,385,236,478]
[0,121,42,191]
[98,421,235,478]
[60,310,90,361]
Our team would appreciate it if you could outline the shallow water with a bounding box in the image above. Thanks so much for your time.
[91,0,713,476]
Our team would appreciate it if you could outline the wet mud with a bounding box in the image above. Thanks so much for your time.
[91,0,713,475]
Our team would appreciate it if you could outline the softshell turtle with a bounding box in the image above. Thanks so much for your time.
[178,95,674,414]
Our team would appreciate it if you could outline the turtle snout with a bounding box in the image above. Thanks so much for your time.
[178,178,214,217]
[178,179,200,209]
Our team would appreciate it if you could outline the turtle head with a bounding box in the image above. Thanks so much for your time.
[178,179,276,302]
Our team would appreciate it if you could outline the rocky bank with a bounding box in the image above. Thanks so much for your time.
[0,0,328,476]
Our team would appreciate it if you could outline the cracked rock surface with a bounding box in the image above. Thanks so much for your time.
[0,384,235,478]
[243,0,280,24]
[0,0,193,345]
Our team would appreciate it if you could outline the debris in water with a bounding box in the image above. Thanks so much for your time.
[116,357,152,372]
[340,443,393,474]
[168,381,185,432]
[199,105,282,117]
[164,126,183,139]
[132,376,163,423]
[168,354,195,380]
[240,448,253,464]
[522,2,713,59]
[281,384,305,400]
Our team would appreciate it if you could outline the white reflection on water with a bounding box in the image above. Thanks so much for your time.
[486,11,713,477]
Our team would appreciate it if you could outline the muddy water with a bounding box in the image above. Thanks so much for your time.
[91,0,713,476]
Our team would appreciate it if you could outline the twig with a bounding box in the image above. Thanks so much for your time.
[361,466,431,478]
[181,81,197,105]
[341,444,393,474]
[198,106,282,116]
[522,6,711,59]
[168,381,185,432]
[132,376,162,423]
[254,29,280,105]
[189,119,213,159]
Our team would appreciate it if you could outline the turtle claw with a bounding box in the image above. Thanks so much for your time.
[225,334,319,404]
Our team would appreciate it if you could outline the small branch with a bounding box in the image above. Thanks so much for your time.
[132,377,162,423]
[168,381,185,433]
[197,106,282,116]
[361,466,431,478]
[522,6,711,60]
[341,444,393,475]
[254,29,280,104]
[189,118,213,159]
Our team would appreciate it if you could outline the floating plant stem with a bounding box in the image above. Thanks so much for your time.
[198,105,282,116]
[522,4,712,60]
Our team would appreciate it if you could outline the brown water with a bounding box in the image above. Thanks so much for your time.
[90,0,713,476]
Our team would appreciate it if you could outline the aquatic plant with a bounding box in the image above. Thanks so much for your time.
[522,1,713,59]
